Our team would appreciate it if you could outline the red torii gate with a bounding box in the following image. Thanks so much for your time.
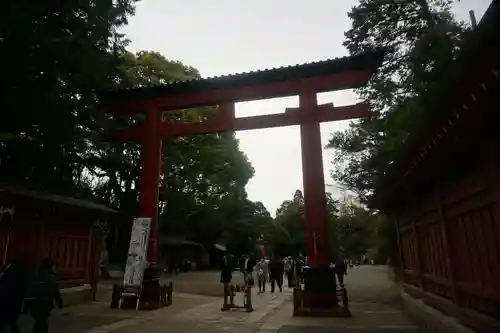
[102,49,385,309]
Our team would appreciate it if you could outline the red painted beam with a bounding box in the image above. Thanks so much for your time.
[112,103,370,141]
[106,69,372,116]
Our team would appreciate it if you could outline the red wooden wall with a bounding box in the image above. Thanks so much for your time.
[41,223,94,288]
[0,216,97,289]
[398,153,500,333]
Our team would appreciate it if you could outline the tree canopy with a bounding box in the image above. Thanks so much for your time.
[327,0,468,203]
[0,0,442,266]
[0,0,137,196]
[274,189,386,262]
[0,1,277,260]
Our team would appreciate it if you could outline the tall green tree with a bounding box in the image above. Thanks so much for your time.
[0,0,138,195]
[327,0,467,202]
[83,51,207,213]
[275,190,340,256]
[334,206,376,260]
[84,51,259,252]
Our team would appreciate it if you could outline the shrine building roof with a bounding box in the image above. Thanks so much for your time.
[100,49,388,114]
[0,185,117,214]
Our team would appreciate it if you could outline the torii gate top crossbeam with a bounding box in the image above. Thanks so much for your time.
[101,49,387,116]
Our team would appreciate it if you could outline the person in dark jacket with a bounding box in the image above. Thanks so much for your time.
[269,257,284,293]
[220,252,232,285]
[0,253,29,333]
[220,252,233,307]
[333,257,347,289]
[284,257,295,288]
[25,259,63,333]
[243,254,254,276]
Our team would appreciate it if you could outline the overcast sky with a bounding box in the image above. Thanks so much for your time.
[122,0,492,216]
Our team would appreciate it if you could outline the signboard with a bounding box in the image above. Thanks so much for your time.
[120,217,151,309]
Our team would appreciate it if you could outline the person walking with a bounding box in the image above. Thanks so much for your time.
[254,257,269,293]
[0,253,29,333]
[284,257,294,288]
[220,251,232,294]
[269,257,284,293]
[333,257,348,290]
[243,254,254,279]
[25,259,63,333]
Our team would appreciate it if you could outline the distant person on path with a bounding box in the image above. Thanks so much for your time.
[243,254,254,277]
[296,255,306,284]
[242,254,255,288]
[333,257,348,289]
[0,253,29,333]
[284,257,294,288]
[220,251,232,285]
[254,257,269,293]
[25,259,62,333]
[99,245,110,279]
[269,257,284,292]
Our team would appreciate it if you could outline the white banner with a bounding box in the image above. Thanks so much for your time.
[123,217,151,289]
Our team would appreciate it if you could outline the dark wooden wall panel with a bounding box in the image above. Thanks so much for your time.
[397,150,500,332]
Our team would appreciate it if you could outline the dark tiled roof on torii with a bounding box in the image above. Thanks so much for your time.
[100,49,388,106]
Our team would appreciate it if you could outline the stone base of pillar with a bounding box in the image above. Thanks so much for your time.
[293,266,351,317]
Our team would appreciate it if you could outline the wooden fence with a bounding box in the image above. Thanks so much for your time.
[398,151,500,333]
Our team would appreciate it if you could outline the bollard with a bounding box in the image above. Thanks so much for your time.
[167,282,173,306]
[110,283,121,309]
[244,285,253,312]
[342,287,349,308]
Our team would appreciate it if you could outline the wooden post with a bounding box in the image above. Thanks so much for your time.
[245,285,253,311]
[435,185,459,308]
[139,108,162,264]
[91,239,102,301]
[394,214,405,275]
[221,283,230,310]
[411,217,424,289]
[84,224,93,286]
[229,284,235,307]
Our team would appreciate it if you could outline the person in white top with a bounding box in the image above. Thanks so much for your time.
[254,257,269,293]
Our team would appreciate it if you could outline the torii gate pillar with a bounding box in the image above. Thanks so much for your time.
[297,90,336,309]
[139,107,162,264]
[298,90,329,267]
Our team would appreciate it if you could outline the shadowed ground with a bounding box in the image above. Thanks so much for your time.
[166,270,247,297]
[261,265,418,332]
[21,266,419,332]
[112,266,418,332]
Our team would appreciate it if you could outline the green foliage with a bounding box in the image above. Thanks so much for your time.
[274,189,394,261]
[373,215,400,268]
[0,0,138,196]
[0,1,273,260]
[328,205,378,260]
[327,0,467,203]
[275,190,344,256]
[88,51,268,255]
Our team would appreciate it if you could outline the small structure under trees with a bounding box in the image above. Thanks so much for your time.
[0,185,117,302]
[373,2,500,332]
